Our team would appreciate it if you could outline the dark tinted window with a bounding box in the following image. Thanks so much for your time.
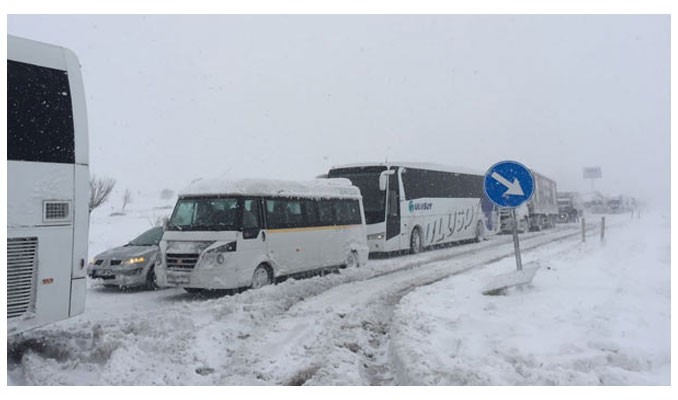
[302,200,319,226]
[327,169,386,224]
[317,199,335,225]
[336,199,362,225]
[8,60,75,163]
[402,169,483,200]
[243,199,261,229]
[265,199,304,229]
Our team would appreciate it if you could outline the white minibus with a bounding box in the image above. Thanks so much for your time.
[327,162,495,256]
[156,178,368,292]
[7,35,89,334]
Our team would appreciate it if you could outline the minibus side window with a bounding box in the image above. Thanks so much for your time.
[317,199,336,226]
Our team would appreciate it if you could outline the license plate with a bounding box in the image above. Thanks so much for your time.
[168,274,190,285]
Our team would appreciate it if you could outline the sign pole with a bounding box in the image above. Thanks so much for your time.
[511,208,523,271]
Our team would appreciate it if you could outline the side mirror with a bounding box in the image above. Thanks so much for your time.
[379,170,395,191]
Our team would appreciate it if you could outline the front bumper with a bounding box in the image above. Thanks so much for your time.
[88,265,148,288]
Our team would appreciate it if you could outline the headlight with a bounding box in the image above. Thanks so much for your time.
[124,256,146,265]
[367,232,385,240]
[205,241,237,254]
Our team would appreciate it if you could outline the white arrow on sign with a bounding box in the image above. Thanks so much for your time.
[491,172,525,197]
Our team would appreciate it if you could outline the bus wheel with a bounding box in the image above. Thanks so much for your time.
[346,250,359,268]
[474,221,485,243]
[145,266,159,290]
[251,264,273,289]
[410,228,423,254]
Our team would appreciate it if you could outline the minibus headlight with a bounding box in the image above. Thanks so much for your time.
[206,241,237,254]
[124,257,146,265]
[367,232,385,240]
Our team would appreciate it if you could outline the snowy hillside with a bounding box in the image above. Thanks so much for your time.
[7,195,670,386]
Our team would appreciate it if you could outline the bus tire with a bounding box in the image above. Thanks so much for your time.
[410,227,423,254]
[474,221,485,243]
[251,263,273,289]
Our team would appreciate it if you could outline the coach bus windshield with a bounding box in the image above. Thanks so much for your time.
[329,172,386,224]
[168,197,240,231]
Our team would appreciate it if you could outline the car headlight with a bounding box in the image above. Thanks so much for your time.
[367,232,385,240]
[124,256,146,265]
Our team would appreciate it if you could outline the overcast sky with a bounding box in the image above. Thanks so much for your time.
[7,15,670,208]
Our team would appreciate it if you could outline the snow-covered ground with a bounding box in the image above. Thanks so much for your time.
[6,196,671,387]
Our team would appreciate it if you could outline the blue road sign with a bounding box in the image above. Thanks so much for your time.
[484,161,535,208]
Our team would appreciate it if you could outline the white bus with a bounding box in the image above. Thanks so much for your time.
[7,35,89,334]
[156,178,369,292]
[327,162,494,256]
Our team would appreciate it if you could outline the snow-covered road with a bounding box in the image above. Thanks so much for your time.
[7,211,669,386]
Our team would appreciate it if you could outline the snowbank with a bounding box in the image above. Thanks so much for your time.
[389,213,670,385]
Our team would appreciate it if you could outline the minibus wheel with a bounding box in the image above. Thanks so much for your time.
[252,264,273,289]
[346,250,359,268]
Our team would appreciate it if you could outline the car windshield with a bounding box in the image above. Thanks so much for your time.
[167,197,240,231]
[128,226,164,246]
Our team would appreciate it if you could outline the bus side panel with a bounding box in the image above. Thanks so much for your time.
[8,226,73,333]
[71,164,89,280]
[64,46,89,165]
[70,164,89,316]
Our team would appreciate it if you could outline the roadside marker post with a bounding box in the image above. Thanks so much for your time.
[484,161,535,272]
[482,161,541,295]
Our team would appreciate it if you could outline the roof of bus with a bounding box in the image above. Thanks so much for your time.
[179,177,362,199]
[329,161,485,176]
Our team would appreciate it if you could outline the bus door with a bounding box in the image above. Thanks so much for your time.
[233,198,267,281]
[263,198,309,276]
[385,172,401,247]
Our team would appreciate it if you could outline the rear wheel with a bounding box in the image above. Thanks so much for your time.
[251,264,273,289]
[346,250,359,268]
[410,227,423,254]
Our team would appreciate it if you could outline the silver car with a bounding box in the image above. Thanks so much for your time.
[88,226,163,290]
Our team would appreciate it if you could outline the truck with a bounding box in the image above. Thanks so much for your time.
[498,171,558,233]
[556,191,584,223]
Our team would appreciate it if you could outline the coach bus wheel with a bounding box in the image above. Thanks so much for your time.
[251,264,273,289]
[410,228,423,254]
[474,221,485,243]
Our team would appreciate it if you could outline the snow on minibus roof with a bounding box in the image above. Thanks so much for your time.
[179,177,361,199]
[330,161,485,176]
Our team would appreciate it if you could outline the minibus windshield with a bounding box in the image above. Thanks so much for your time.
[168,197,240,231]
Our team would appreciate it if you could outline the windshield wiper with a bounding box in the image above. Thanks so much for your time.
[166,222,183,231]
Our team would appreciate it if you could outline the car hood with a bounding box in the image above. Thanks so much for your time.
[96,245,158,260]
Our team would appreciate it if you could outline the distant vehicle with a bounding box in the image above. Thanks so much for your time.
[155,178,369,293]
[87,226,164,290]
[327,162,491,256]
[498,204,530,233]
[526,171,559,231]
[557,192,583,223]
[8,35,89,334]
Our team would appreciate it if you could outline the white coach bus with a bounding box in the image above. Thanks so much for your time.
[7,35,89,334]
[156,178,369,292]
[327,162,495,256]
